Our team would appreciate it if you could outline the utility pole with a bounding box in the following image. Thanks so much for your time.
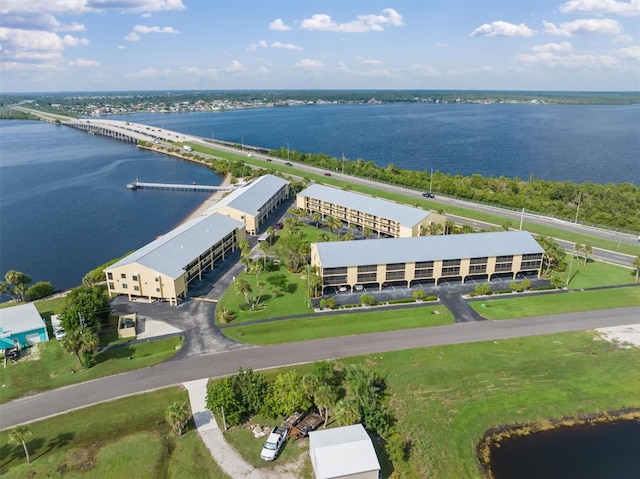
[287,142,290,162]
[342,153,345,175]
[574,192,582,224]
[241,135,244,151]
[565,250,575,288]
[429,168,434,193]
[519,208,525,230]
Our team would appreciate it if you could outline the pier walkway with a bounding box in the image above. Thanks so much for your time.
[126,179,236,192]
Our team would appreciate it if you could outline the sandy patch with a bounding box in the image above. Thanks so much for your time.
[595,323,640,348]
[181,174,234,223]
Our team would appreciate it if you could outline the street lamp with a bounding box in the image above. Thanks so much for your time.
[574,192,582,224]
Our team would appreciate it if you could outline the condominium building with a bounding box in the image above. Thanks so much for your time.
[310,230,544,294]
[105,213,245,304]
[296,184,445,238]
[206,174,290,235]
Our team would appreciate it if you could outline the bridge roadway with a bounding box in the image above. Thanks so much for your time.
[1,307,638,430]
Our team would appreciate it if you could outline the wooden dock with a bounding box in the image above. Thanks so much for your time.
[127,180,235,192]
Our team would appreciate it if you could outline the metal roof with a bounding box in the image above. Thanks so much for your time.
[0,303,46,336]
[206,174,288,216]
[309,424,380,479]
[298,183,434,227]
[314,230,544,268]
[106,213,244,279]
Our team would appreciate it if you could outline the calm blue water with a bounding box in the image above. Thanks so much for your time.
[110,103,640,184]
[1,103,638,294]
[0,120,222,295]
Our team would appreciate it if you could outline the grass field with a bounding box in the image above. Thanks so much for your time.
[0,336,183,404]
[222,304,453,345]
[470,286,640,320]
[557,254,636,289]
[0,388,230,478]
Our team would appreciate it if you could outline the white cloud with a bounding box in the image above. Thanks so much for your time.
[470,21,534,37]
[543,18,622,36]
[614,34,634,42]
[559,0,639,17]
[225,60,246,73]
[436,42,450,48]
[1,0,186,15]
[0,27,88,53]
[295,58,325,69]
[300,8,404,33]
[1,14,86,32]
[117,45,126,49]
[615,45,640,58]
[125,67,172,79]
[125,24,179,41]
[68,58,100,67]
[406,64,441,76]
[271,41,302,50]
[513,51,619,69]
[532,41,573,52]
[269,18,290,31]
[360,59,384,65]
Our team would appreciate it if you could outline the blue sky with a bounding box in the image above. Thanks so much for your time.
[1,0,638,92]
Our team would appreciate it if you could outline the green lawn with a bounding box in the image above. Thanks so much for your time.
[221,305,453,345]
[0,336,183,404]
[0,387,230,478]
[557,254,636,288]
[469,286,640,320]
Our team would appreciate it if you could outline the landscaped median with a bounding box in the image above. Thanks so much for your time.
[469,286,640,320]
[220,305,453,345]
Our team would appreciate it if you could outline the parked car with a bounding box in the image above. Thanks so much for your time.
[422,192,435,198]
[324,172,332,176]
[338,286,348,292]
[54,327,66,340]
[274,221,283,230]
[261,426,288,461]
[284,162,293,166]
[354,284,364,291]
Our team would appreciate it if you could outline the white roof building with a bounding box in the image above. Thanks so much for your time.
[0,302,49,349]
[309,424,381,479]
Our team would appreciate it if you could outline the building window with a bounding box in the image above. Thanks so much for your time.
[496,255,513,263]
[132,275,138,281]
[441,266,460,276]
[107,272,113,280]
[386,271,405,280]
[358,273,377,282]
[122,283,128,289]
[386,263,405,271]
[521,260,542,269]
[156,288,160,293]
[469,265,487,274]
[415,261,434,268]
[324,267,348,275]
[522,253,543,261]
[323,275,347,285]
[495,263,512,272]
[155,277,160,282]
[121,273,126,279]
[470,257,488,265]
[357,265,377,273]
[134,286,140,291]
[442,259,461,267]
[414,268,433,279]
[108,282,114,289]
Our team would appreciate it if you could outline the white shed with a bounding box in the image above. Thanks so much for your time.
[309,424,381,479]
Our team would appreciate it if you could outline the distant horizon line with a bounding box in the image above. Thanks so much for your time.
[2,89,639,96]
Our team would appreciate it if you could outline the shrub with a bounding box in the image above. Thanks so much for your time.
[425,295,438,301]
[319,298,336,309]
[388,298,416,305]
[361,294,376,306]
[474,284,492,296]
[26,281,54,301]
[412,290,426,301]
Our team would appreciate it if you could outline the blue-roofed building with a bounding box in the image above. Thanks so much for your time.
[0,303,49,350]
[310,230,544,293]
[296,184,446,238]
[206,174,289,235]
[105,213,245,305]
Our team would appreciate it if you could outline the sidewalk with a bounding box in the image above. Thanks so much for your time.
[183,379,299,479]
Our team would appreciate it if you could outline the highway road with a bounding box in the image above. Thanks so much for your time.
[1,307,638,430]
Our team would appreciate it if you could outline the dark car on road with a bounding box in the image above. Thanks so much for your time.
[284,162,292,166]
[422,192,435,198]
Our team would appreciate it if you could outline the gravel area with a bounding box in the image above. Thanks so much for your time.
[595,323,640,348]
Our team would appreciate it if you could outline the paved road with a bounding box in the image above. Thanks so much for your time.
[2,307,638,430]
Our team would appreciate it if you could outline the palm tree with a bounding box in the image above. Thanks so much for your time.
[62,329,85,367]
[582,244,592,265]
[633,256,640,283]
[265,226,275,246]
[234,278,252,304]
[312,212,322,228]
[317,232,330,242]
[314,384,338,428]
[258,241,270,268]
[342,231,354,241]
[333,397,361,427]
[8,425,32,463]
[362,227,372,238]
[239,239,251,271]
[325,216,342,235]
[165,402,190,436]
[427,222,443,236]
[79,329,99,367]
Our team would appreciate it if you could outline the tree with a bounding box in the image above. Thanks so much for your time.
[317,232,330,242]
[263,371,311,417]
[166,402,190,436]
[26,281,54,301]
[474,284,491,296]
[582,244,593,265]
[239,239,251,271]
[265,226,276,246]
[325,216,342,234]
[633,256,640,283]
[275,234,310,273]
[258,241,270,268]
[62,328,99,367]
[333,397,361,426]
[362,226,373,238]
[550,275,565,289]
[314,383,339,428]
[60,285,110,332]
[307,265,323,298]
[205,367,268,426]
[234,278,252,305]
[536,236,566,275]
[427,222,443,236]
[312,212,322,228]
[3,270,32,302]
[8,425,32,464]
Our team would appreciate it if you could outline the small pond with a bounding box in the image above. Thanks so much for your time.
[489,420,640,479]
